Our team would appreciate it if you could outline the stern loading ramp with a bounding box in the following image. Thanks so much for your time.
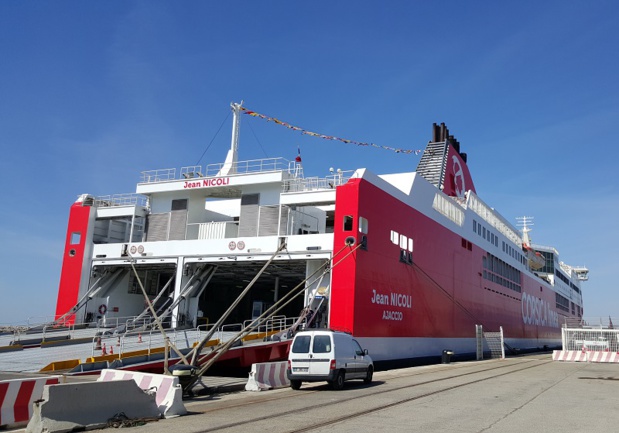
[0,243,348,379]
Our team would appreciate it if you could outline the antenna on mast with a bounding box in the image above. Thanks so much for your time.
[217,101,243,177]
[516,216,534,247]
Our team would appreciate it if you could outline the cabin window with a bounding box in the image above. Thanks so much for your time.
[70,232,81,245]
[343,215,353,231]
[391,230,399,245]
[171,199,188,211]
[358,216,368,234]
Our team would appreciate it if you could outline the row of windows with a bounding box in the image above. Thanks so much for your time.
[482,252,522,293]
[391,230,414,265]
[501,241,526,266]
[473,219,499,248]
[556,293,570,312]
[555,269,570,286]
[553,269,581,294]
[537,251,555,274]
[391,230,413,252]
[343,215,368,234]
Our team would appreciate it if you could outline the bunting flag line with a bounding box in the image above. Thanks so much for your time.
[240,107,424,155]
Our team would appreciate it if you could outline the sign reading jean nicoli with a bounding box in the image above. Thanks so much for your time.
[183,177,230,189]
[371,289,412,321]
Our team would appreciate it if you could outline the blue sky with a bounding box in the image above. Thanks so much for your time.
[1,1,617,325]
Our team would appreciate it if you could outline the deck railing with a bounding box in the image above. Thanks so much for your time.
[140,157,295,184]
[94,193,148,208]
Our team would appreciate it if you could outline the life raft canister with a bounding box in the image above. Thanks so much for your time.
[98,304,107,315]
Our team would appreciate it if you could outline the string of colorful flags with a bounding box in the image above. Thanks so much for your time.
[240,107,424,155]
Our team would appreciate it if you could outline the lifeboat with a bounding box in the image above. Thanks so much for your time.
[523,244,545,270]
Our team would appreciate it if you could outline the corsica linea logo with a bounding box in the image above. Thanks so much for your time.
[452,155,465,198]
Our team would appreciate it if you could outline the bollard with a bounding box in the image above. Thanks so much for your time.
[442,349,454,364]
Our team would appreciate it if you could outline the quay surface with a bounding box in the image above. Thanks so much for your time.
[179,354,619,433]
[4,353,618,432]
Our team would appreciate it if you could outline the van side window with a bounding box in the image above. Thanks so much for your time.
[312,335,331,353]
[291,336,311,353]
[352,339,365,356]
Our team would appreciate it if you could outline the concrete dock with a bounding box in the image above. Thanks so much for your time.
[112,354,619,432]
[4,353,619,432]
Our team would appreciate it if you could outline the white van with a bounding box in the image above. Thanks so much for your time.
[287,330,373,390]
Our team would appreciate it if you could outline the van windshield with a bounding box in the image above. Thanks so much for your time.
[291,335,311,353]
[312,335,331,353]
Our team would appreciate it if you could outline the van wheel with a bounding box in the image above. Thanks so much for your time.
[290,380,302,390]
[363,366,373,384]
[331,370,345,390]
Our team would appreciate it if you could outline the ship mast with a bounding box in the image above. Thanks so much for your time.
[217,101,243,177]
[516,216,534,246]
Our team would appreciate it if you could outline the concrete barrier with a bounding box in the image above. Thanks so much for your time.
[26,380,161,433]
[98,369,186,418]
[0,376,60,427]
[245,361,289,391]
[553,350,619,363]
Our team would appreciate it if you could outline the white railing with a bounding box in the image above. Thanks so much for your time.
[140,158,292,184]
[91,315,303,358]
[94,193,148,208]
[140,168,176,183]
[242,315,298,334]
[204,157,290,176]
[284,171,354,192]
[467,192,522,246]
[563,316,617,329]
[561,327,619,352]
[531,243,559,255]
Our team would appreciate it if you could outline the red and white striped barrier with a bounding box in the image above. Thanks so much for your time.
[245,361,289,391]
[97,369,186,418]
[553,350,619,363]
[0,376,60,426]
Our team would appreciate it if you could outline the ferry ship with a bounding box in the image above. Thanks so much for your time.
[54,103,588,364]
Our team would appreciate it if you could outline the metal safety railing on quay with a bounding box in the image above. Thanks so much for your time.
[561,316,619,352]
[562,328,619,352]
